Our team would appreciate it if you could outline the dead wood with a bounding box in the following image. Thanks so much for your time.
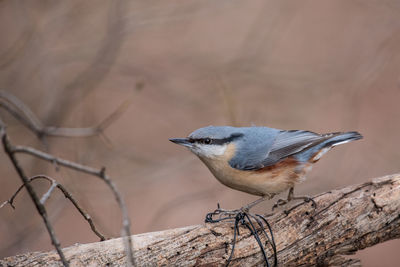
[1,174,400,266]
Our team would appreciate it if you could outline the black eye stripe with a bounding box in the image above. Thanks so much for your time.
[191,133,243,145]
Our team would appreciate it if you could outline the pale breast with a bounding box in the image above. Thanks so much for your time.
[198,143,310,196]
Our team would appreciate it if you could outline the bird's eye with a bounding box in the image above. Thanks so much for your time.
[188,138,195,143]
[204,138,212,144]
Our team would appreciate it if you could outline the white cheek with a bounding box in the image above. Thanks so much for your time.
[191,144,227,158]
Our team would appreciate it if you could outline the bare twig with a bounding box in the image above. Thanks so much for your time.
[12,145,105,176]
[0,121,69,267]
[1,174,107,241]
[98,168,134,266]
[40,179,58,205]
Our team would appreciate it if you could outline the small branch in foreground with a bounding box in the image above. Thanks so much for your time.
[1,175,107,241]
[8,139,134,265]
[0,123,69,267]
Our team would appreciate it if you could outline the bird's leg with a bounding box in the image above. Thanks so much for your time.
[287,187,316,207]
[272,187,316,211]
[241,194,275,212]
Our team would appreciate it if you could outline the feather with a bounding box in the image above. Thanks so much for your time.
[230,130,362,170]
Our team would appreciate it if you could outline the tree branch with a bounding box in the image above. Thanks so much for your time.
[2,137,134,266]
[2,174,399,266]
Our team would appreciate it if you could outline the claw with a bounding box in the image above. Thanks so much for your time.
[205,204,243,223]
[303,197,317,209]
[272,198,288,211]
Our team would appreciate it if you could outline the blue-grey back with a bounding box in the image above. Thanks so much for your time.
[229,128,362,170]
[227,127,281,169]
[188,125,361,171]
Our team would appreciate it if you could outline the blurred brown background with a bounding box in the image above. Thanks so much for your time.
[1,1,400,266]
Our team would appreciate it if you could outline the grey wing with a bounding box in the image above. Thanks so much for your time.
[230,130,328,170]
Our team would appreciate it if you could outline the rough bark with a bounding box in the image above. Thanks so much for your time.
[2,174,400,266]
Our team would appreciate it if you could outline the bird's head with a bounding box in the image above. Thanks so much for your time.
[170,126,243,159]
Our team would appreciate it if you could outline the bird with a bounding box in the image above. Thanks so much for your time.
[170,126,362,212]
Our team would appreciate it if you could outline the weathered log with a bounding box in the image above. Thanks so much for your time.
[2,174,400,266]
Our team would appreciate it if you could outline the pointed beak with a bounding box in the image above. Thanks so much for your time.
[169,138,192,147]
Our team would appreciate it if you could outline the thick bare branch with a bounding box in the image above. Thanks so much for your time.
[2,174,399,266]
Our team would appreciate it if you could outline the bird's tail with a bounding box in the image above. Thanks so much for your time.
[302,131,363,162]
[322,131,363,147]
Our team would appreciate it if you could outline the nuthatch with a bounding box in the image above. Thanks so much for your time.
[170,126,362,211]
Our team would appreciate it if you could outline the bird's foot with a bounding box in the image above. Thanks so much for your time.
[298,195,317,208]
[272,195,317,213]
[205,203,242,223]
[205,203,273,223]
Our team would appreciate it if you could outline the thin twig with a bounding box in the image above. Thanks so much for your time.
[0,123,69,267]
[99,168,134,265]
[12,145,103,176]
[1,174,108,241]
[0,177,26,209]
[40,180,57,204]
